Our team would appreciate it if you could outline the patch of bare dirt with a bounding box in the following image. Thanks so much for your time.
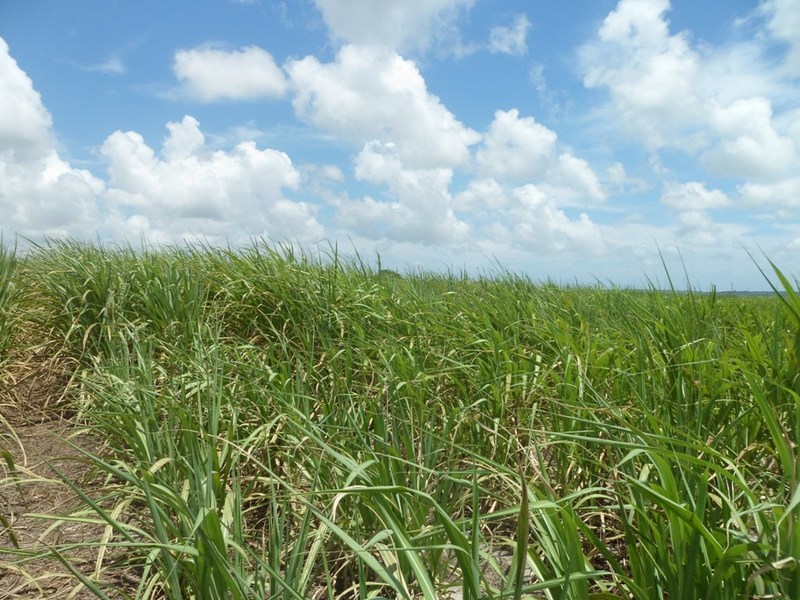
[0,345,135,599]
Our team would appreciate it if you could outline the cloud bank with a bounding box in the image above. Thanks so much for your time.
[3,0,800,289]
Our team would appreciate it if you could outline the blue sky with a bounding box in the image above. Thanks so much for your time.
[1,0,798,289]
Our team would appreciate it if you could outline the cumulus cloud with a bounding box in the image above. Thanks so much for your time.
[660,181,729,211]
[581,0,800,213]
[453,178,604,255]
[475,109,605,202]
[553,154,606,203]
[286,44,480,168]
[1,151,104,240]
[0,38,104,241]
[0,38,54,158]
[580,0,702,149]
[454,178,510,215]
[101,115,324,243]
[657,181,736,247]
[580,0,796,154]
[675,210,723,246]
[329,126,606,254]
[336,141,469,244]
[489,14,531,56]
[173,46,287,102]
[507,184,604,254]
[739,176,800,211]
[313,0,473,52]
[476,109,556,180]
[702,97,797,178]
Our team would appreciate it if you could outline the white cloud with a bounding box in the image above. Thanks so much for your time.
[335,141,605,255]
[660,181,729,211]
[657,181,733,247]
[0,150,104,240]
[309,100,609,256]
[580,1,795,157]
[599,217,750,269]
[0,38,104,241]
[552,153,606,203]
[508,184,604,254]
[84,55,126,75]
[580,0,702,149]
[760,0,800,75]
[286,44,479,168]
[529,63,547,93]
[598,0,671,42]
[702,97,797,178]
[698,41,787,105]
[476,109,556,180]
[336,141,469,244]
[606,162,648,193]
[475,109,605,203]
[173,46,287,102]
[454,178,510,215]
[489,14,531,56]
[101,116,324,243]
[675,210,721,246]
[313,0,473,52]
[162,115,206,161]
[739,176,800,211]
[580,0,800,214]
[779,107,800,144]
[453,176,605,256]
[0,38,54,158]
[652,181,745,248]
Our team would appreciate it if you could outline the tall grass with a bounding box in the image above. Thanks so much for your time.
[0,243,17,366]
[2,240,799,598]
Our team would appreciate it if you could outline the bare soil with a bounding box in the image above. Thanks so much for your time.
[0,346,135,599]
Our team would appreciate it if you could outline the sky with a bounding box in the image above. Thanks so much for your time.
[1,0,799,289]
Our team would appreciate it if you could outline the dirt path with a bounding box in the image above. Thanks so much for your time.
[0,349,133,599]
